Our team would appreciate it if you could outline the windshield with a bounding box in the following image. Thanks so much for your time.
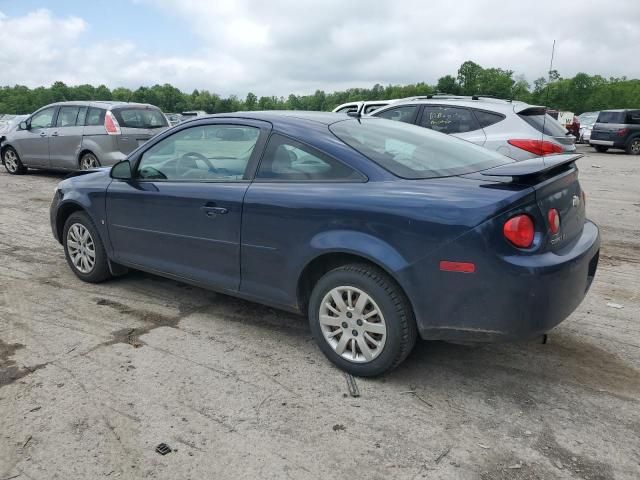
[330,118,513,179]
[112,107,168,129]
[596,111,626,124]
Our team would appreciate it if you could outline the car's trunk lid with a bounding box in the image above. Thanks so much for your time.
[116,127,165,154]
[111,106,169,154]
[479,154,585,251]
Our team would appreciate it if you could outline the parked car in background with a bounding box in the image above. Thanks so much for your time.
[165,113,183,126]
[50,111,599,376]
[0,115,29,136]
[577,111,599,143]
[547,110,580,140]
[332,100,397,115]
[589,109,640,155]
[181,110,207,119]
[2,101,169,174]
[371,95,576,160]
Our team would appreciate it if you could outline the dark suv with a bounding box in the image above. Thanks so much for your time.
[589,109,640,155]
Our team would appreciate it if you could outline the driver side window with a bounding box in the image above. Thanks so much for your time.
[30,107,56,129]
[137,124,260,181]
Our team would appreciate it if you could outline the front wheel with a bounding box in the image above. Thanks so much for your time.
[79,152,100,170]
[3,147,27,174]
[308,264,416,376]
[626,138,640,155]
[594,145,609,153]
[63,211,112,283]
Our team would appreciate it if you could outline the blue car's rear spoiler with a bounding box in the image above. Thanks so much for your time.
[480,154,583,178]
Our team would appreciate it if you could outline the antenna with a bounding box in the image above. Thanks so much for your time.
[541,40,556,163]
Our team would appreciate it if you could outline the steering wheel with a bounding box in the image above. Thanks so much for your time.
[176,152,216,176]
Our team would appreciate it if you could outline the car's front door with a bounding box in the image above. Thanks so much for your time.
[13,106,57,167]
[49,105,86,169]
[418,105,486,145]
[105,120,270,291]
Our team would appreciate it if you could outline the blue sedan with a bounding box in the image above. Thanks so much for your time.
[50,111,600,376]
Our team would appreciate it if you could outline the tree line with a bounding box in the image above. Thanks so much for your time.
[1,60,638,116]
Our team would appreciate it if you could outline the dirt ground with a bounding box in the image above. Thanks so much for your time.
[1,145,638,480]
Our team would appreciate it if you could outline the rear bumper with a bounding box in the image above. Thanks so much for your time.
[407,220,600,342]
[589,139,614,146]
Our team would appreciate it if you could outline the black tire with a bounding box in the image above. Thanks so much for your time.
[308,263,417,376]
[594,145,609,153]
[62,211,112,283]
[626,137,640,155]
[3,146,27,174]
[79,152,100,170]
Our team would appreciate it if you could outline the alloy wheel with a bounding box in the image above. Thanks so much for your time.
[66,223,96,274]
[631,139,640,155]
[319,286,387,363]
[80,154,99,170]
[4,150,18,173]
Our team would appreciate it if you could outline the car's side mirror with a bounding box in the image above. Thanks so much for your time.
[19,121,29,130]
[111,160,133,180]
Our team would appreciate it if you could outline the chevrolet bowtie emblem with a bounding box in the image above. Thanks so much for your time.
[572,195,580,207]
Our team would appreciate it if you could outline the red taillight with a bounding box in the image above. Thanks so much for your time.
[617,128,628,137]
[503,214,535,248]
[547,208,560,234]
[439,261,476,273]
[104,111,121,135]
[508,139,563,156]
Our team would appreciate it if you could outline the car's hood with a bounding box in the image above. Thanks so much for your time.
[58,167,112,191]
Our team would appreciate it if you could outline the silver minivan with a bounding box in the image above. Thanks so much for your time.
[1,101,169,174]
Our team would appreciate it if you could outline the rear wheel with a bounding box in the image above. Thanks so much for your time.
[3,147,27,174]
[308,264,416,376]
[626,137,640,155]
[594,145,609,153]
[63,211,112,283]
[79,152,100,170]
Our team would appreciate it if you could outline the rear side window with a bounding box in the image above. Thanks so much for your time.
[420,106,480,134]
[56,106,80,127]
[626,111,640,124]
[473,110,505,128]
[518,110,567,136]
[256,134,363,182]
[85,108,106,126]
[363,104,387,114]
[112,107,168,129]
[374,106,417,124]
[596,111,626,124]
[330,118,512,179]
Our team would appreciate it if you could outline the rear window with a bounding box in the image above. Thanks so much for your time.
[596,111,626,124]
[518,110,567,136]
[112,107,168,129]
[330,118,512,179]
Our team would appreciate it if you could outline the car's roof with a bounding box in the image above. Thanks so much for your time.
[42,100,160,109]
[194,110,352,127]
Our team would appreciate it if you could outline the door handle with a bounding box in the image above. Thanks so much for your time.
[51,131,58,136]
[201,205,228,217]
[40,131,47,136]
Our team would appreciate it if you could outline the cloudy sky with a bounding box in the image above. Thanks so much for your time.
[0,0,638,96]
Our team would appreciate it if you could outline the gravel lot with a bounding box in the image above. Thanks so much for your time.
[1,145,638,480]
